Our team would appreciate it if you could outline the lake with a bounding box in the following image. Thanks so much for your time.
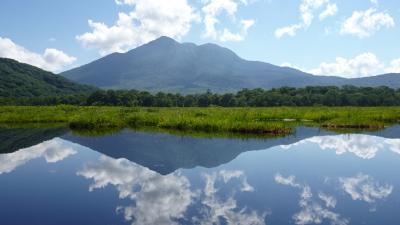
[1,126,399,225]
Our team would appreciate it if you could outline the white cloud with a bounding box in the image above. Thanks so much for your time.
[309,52,384,78]
[370,0,379,5]
[275,0,338,38]
[275,24,303,38]
[283,53,400,77]
[220,19,255,41]
[202,0,254,42]
[339,174,393,203]
[0,138,77,174]
[340,8,395,38]
[0,37,76,72]
[319,3,338,20]
[385,58,400,73]
[77,0,199,55]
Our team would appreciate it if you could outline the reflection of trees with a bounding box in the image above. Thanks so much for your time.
[0,127,67,154]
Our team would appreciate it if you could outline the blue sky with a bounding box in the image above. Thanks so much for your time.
[0,0,399,78]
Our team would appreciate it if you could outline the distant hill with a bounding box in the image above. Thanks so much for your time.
[0,58,96,97]
[61,36,400,93]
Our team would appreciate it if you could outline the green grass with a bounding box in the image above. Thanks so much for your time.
[0,106,399,137]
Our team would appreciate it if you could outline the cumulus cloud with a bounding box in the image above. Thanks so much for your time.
[319,3,338,20]
[0,138,77,174]
[309,52,384,78]
[202,0,255,42]
[275,174,348,225]
[339,174,393,203]
[385,58,400,73]
[77,0,199,55]
[275,0,338,38]
[0,37,76,72]
[340,8,395,38]
[283,53,400,78]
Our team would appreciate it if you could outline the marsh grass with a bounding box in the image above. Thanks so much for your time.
[0,106,399,136]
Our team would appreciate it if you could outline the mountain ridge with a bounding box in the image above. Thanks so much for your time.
[61,36,400,93]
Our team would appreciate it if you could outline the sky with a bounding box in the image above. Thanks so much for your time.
[0,0,399,78]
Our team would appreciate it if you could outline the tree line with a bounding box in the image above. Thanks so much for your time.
[2,86,400,107]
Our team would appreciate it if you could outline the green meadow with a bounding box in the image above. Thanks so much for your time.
[1,106,399,137]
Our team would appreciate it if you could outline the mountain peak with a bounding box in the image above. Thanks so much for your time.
[148,36,178,46]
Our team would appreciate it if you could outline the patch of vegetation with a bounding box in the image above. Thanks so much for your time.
[0,106,399,136]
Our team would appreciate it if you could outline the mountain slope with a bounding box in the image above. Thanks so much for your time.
[61,36,400,93]
[0,58,96,97]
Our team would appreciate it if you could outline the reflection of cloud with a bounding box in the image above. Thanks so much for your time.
[339,174,393,203]
[385,139,400,154]
[281,134,400,159]
[78,156,194,225]
[199,171,265,225]
[275,174,348,225]
[78,156,265,225]
[307,135,383,159]
[318,192,337,208]
[219,170,254,192]
[0,138,77,174]
[275,173,301,188]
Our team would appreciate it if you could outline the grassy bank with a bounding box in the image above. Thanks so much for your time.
[0,106,399,136]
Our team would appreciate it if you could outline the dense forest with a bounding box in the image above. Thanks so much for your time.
[2,86,400,107]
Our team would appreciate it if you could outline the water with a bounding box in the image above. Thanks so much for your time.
[1,126,400,225]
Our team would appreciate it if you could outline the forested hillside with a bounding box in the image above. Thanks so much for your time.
[0,58,96,97]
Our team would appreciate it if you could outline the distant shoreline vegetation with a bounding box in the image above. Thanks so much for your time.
[0,106,399,137]
[1,86,400,107]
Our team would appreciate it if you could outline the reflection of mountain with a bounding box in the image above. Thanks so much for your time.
[0,127,67,154]
[2,126,400,175]
[62,127,335,175]
[63,126,400,175]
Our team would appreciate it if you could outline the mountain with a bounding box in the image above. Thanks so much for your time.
[61,36,400,93]
[0,58,96,97]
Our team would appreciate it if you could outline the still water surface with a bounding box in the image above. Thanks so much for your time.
[0,126,400,225]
